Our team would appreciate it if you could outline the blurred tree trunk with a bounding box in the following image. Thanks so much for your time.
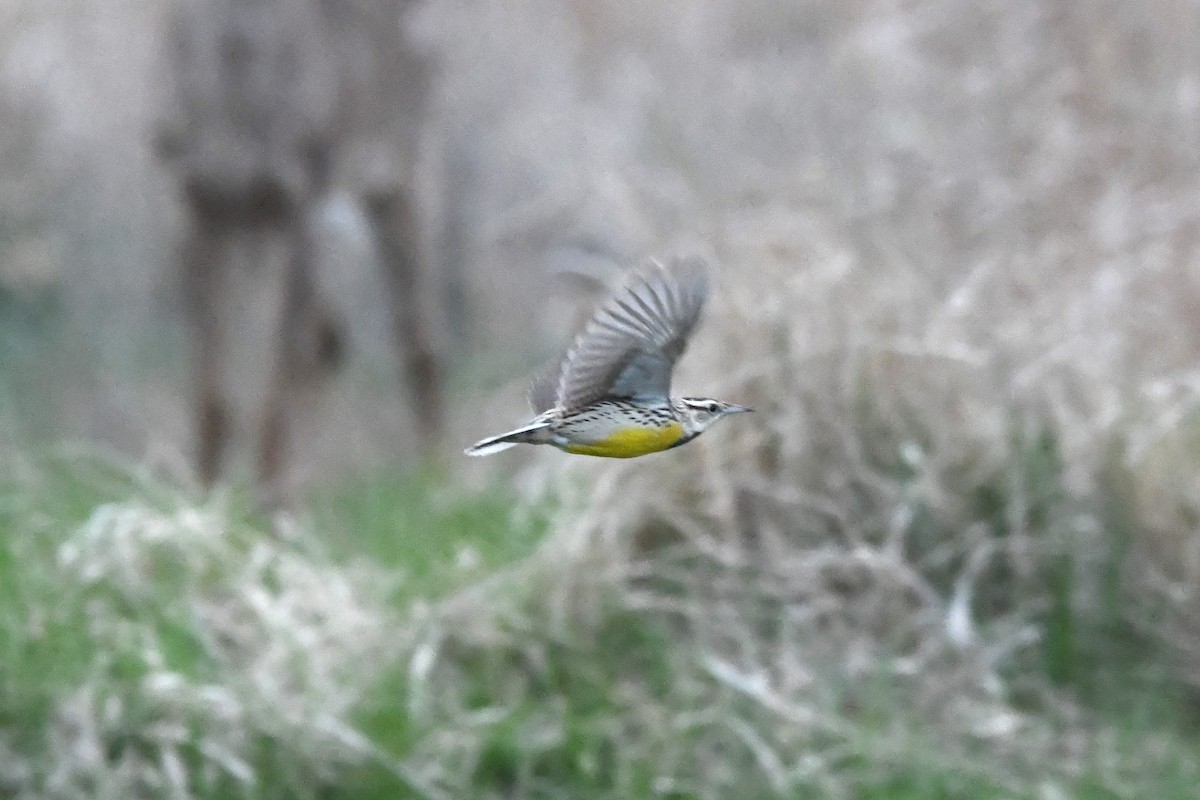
[158,0,440,500]
[365,187,442,452]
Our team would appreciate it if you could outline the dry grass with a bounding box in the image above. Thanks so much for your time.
[19,490,403,799]
[429,0,1200,794]
[5,0,1200,797]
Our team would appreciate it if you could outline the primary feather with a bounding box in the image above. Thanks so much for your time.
[526,358,562,415]
[551,255,709,411]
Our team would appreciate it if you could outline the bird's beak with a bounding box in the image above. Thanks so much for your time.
[726,404,754,414]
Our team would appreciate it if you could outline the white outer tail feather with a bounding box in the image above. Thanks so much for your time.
[465,439,519,457]
[464,420,551,456]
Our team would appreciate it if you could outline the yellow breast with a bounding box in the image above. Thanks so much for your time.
[562,422,687,458]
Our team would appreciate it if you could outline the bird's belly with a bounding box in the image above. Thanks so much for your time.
[561,422,686,458]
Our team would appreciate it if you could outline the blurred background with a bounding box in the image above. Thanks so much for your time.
[3,0,1195,491]
[4,1,1200,798]
[0,0,824,490]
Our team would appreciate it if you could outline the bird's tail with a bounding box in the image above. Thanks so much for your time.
[464,420,551,457]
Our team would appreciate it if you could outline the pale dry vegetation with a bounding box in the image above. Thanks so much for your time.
[4,0,1200,798]
[422,0,1200,795]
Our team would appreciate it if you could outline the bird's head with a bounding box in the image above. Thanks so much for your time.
[676,397,754,436]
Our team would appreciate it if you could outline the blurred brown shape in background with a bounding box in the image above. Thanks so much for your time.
[155,0,442,500]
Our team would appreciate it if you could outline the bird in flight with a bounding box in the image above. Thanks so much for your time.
[466,254,752,458]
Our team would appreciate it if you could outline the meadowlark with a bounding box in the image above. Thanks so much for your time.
[466,254,752,458]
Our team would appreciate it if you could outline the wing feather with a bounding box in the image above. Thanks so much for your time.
[527,358,562,414]
[554,255,710,411]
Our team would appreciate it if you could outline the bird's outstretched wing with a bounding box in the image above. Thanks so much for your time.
[553,255,710,411]
[527,358,562,414]
[526,258,622,414]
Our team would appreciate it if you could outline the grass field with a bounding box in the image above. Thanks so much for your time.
[0,448,1198,800]
[6,2,1200,797]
